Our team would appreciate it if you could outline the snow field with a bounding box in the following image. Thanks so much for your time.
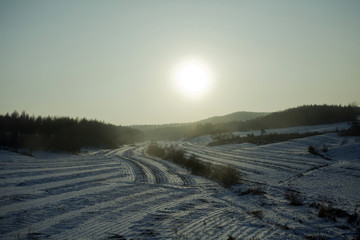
[0,123,359,239]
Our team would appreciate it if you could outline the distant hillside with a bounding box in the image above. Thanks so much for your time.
[132,111,266,131]
[195,111,267,125]
[132,111,266,140]
[239,104,360,131]
[131,123,188,132]
[140,104,360,140]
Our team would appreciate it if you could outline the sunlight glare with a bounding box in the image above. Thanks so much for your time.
[173,59,213,99]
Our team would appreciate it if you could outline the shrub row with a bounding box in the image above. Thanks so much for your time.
[146,142,241,188]
[209,131,323,146]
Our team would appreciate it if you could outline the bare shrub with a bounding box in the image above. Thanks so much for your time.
[308,145,317,155]
[240,186,265,196]
[146,143,241,188]
[318,203,344,221]
[146,142,165,158]
[249,210,263,220]
[321,145,329,152]
[348,209,359,224]
[285,190,304,206]
[165,146,186,165]
[305,235,328,240]
[211,165,241,188]
[353,229,360,240]
[107,234,127,239]
[308,146,331,160]
[187,155,210,176]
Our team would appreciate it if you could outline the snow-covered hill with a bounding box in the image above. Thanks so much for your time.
[0,123,359,239]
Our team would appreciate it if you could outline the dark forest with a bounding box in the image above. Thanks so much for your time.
[0,111,143,153]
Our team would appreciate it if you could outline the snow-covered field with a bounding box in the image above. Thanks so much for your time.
[1,123,359,239]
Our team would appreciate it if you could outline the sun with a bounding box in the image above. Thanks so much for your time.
[172,59,213,99]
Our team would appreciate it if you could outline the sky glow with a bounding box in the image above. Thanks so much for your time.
[173,59,213,99]
[0,1,359,125]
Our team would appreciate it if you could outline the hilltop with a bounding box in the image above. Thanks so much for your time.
[136,104,360,140]
[194,111,267,125]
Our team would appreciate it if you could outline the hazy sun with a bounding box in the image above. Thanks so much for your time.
[172,59,213,99]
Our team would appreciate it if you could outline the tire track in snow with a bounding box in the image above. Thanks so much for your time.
[114,146,196,186]
[0,154,116,172]
[0,161,120,178]
[140,148,197,187]
[0,171,129,207]
[120,155,151,183]
[1,186,170,239]
[97,145,196,187]
[177,141,334,187]
[0,172,137,217]
[3,134,347,240]
[123,148,165,184]
[279,163,330,185]
[49,190,204,240]
[183,143,304,173]
[182,140,325,170]
[0,165,124,188]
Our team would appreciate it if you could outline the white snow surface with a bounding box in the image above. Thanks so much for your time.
[0,123,359,239]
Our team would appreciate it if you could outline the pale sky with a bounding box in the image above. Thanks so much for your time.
[1,0,359,125]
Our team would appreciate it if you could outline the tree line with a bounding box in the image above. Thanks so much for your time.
[0,111,144,153]
[1,104,358,152]
[209,131,324,146]
[237,104,359,131]
[142,104,360,140]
